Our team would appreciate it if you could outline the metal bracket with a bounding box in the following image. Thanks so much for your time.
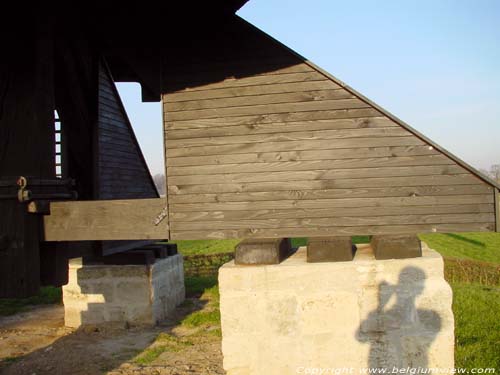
[154,205,169,226]
[16,176,32,202]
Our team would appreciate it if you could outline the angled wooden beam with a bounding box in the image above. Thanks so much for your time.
[43,198,169,241]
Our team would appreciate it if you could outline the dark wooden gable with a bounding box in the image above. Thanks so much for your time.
[97,61,158,200]
[161,16,499,240]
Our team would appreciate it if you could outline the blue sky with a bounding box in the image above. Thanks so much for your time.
[118,0,500,176]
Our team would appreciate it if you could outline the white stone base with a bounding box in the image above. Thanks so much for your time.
[63,254,185,327]
[219,243,454,375]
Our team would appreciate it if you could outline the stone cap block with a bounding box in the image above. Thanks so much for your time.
[371,235,422,260]
[235,238,292,265]
[307,236,355,263]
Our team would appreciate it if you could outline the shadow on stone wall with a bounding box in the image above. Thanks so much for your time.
[356,266,441,370]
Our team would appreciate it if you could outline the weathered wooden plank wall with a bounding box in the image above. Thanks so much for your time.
[97,61,158,200]
[161,17,497,240]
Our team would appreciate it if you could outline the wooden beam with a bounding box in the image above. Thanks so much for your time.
[43,198,169,241]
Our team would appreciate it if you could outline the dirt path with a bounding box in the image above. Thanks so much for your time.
[0,297,224,375]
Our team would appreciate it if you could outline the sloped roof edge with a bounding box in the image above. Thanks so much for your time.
[237,16,500,191]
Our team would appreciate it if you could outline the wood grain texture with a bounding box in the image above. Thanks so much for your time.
[166,98,369,121]
[167,117,397,139]
[44,199,169,241]
[168,155,454,176]
[166,146,439,167]
[170,204,494,222]
[167,127,410,149]
[172,213,495,231]
[165,108,382,129]
[169,185,492,204]
[167,136,424,158]
[168,175,486,195]
[168,165,466,186]
[170,195,494,213]
[170,223,496,240]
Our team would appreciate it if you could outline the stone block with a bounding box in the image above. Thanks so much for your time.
[108,265,149,278]
[307,236,355,262]
[103,250,155,265]
[219,242,454,375]
[371,235,422,260]
[75,266,109,280]
[63,254,185,327]
[235,238,292,265]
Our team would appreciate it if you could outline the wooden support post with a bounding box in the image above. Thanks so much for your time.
[307,236,355,263]
[235,238,292,265]
[371,235,422,260]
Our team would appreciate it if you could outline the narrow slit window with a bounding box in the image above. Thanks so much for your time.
[54,110,63,178]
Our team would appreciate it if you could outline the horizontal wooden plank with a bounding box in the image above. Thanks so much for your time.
[168,165,465,186]
[167,127,410,149]
[171,213,495,231]
[166,136,424,158]
[169,71,327,92]
[44,198,169,241]
[169,185,492,204]
[170,222,496,240]
[170,194,493,212]
[169,174,485,195]
[166,145,439,167]
[167,117,397,140]
[164,80,338,102]
[167,89,354,112]
[168,155,454,176]
[165,108,382,129]
[165,98,369,121]
[170,204,494,222]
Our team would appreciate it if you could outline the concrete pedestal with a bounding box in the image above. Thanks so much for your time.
[63,254,185,327]
[219,242,454,375]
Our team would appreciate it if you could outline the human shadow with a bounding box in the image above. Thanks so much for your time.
[356,266,441,371]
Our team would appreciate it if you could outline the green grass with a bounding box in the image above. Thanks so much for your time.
[0,286,62,316]
[181,309,221,328]
[182,276,221,328]
[165,239,240,256]
[134,333,193,365]
[185,276,218,297]
[451,282,500,369]
[419,233,500,264]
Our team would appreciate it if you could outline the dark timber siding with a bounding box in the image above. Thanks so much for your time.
[161,17,497,240]
[97,62,158,200]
